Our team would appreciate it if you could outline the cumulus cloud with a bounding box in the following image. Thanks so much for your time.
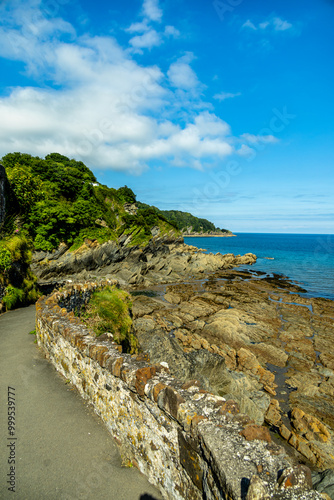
[142,0,163,22]
[0,0,278,174]
[125,21,149,34]
[129,29,162,50]
[126,0,178,52]
[214,91,241,101]
[167,53,200,90]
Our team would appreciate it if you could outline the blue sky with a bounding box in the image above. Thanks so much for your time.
[0,0,333,233]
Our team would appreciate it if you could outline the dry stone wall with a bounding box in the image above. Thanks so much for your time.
[35,281,324,500]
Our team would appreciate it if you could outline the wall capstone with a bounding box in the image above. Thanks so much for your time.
[35,280,323,500]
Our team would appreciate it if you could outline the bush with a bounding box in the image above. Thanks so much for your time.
[82,286,137,354]
[2,285,25,310]
[0,247,12,273]
[0,234,40,310]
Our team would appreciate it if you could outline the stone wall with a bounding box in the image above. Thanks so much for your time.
[35,281,324,500]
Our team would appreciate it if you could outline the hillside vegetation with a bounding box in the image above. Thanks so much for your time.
[137,203,230,234]
[0,152,230,310]
[1,152,177,252]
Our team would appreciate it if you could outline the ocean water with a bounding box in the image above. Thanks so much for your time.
[184,233,334,301]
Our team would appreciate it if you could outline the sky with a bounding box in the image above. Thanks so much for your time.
[0,0,333,233]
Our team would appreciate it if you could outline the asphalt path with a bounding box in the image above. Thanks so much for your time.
[0,305,162,500]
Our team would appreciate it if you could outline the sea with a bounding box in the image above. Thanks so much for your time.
[184,233,334,301]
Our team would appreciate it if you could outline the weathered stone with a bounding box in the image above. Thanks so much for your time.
[110,357,124,377]
[34,273,329,500]
[291,408,331,443]
[278,465,313,490]
[178,430,203,491]
[158,386,185,420]
[135,366,157,396]
[265,399,282,427]
[245,475,271,499]
[216,399,240,416]
[279,424,292,441]
[151,382,167,402]
[312,469,334,499]
[240,424,272,443]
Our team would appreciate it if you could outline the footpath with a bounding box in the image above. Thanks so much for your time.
[0,305,162,500]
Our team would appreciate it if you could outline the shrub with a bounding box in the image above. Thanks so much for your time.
[82,286,137,354]
[2,285,25,310]
[0,247,12,273]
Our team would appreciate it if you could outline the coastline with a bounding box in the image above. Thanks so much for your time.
[183,233,236,237]
[28,235,334,474]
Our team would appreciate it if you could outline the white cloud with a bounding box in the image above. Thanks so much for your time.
[142,0,162,23]
[129,29,162,50]
[241,133,279,144]
[0,1,278,175]
[125,21,149,34]
[259,21,270,30]
[167,53,200,90]
[164,25,180,38]
[273,17,293,31]
[214,91,241,101]
[242,20,257,30]
[126,1,178,51]
[242,16,293,33]
[237,144,255,158]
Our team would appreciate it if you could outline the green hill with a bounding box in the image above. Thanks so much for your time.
[1,152,177,252]
[137,204,230,234]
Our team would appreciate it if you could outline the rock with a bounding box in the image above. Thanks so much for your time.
[240,424,271,443]
[203,309,250,349]
[251,343,288,368]
[132,295,165,318]
[278,465,313,490]
[279,424,292,441]
[265,399,282,427]
[216,399,240,416]
[312,469,334,499]
[246,475,271,499]
[291,408,331,443]
[164,292,181,304]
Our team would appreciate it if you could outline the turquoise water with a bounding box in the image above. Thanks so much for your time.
[184,233,334,301]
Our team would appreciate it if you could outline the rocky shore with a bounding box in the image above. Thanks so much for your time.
[31,233,334,497]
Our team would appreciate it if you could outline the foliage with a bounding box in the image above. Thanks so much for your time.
[137,204,229,233]
[0,246,12,273]
[0,234,40,309]
[2,152,180,251]
[6,164,44,216]
[2,285,25,310]
[117,186,136,204]
[82,286,137,354]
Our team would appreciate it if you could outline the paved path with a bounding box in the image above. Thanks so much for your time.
[0,306,162,500]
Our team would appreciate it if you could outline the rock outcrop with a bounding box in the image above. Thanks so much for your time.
[35,280,324,500]
[129,269,334,471]
[30,235,334,476]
